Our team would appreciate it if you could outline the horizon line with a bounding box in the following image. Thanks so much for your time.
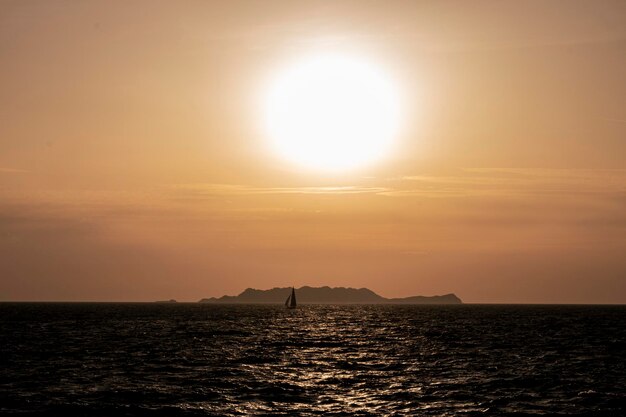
[1,300,624,306]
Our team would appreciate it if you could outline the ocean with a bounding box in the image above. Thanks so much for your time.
[1,303,625,416]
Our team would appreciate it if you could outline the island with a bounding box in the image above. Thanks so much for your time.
[199,286,462,304]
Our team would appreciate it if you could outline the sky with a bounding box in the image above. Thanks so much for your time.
[1,0,625,303]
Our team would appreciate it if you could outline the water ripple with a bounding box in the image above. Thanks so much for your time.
[1,303,625,416]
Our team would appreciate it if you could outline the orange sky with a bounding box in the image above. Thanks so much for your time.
[1,1,625,302]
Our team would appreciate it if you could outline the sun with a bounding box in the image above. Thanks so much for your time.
[263,53,401,172]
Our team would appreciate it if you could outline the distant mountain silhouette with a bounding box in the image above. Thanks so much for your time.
[199,286,462,304]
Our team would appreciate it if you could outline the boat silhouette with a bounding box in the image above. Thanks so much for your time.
[285,287,297,309]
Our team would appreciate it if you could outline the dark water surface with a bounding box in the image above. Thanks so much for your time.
[1,303,625,416]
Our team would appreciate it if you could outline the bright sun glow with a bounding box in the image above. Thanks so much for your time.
[263,54,401,172]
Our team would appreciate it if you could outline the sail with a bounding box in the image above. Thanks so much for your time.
[284,294,290,306]
[289,287,297,308]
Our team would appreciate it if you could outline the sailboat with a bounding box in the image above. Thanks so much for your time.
[285,287,297,309]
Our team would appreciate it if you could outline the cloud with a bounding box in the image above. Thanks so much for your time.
[167,183,389,197]
[0,167,29,173]
[385,168,626,197]
[604,118,626,124]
